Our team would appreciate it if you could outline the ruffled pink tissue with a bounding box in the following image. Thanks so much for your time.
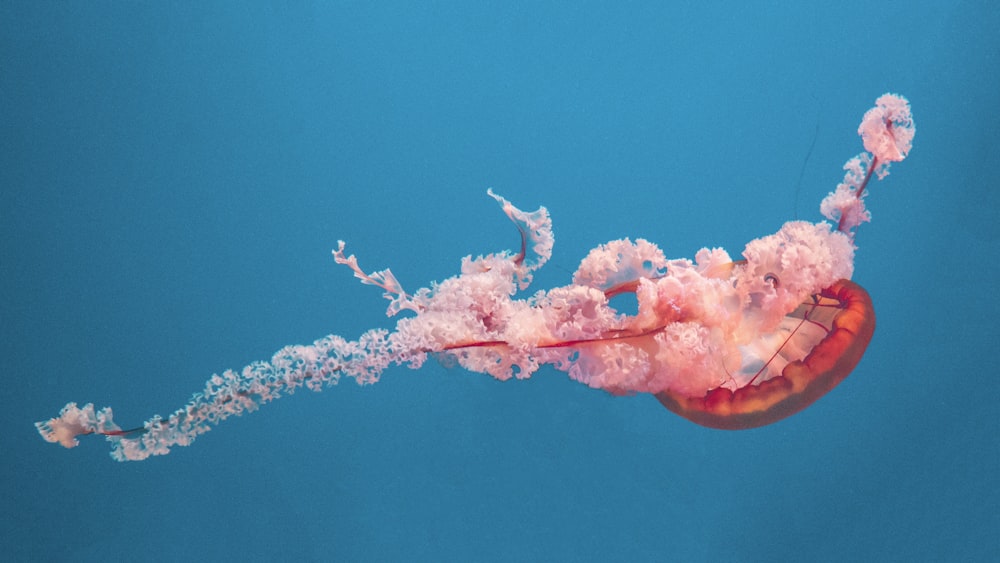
[36,93,914,461]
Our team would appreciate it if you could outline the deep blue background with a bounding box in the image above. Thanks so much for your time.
[2,2,997,561]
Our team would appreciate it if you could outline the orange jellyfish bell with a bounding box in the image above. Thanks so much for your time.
[654,279,875,429]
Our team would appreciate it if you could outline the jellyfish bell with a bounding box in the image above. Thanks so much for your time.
[654,279,875,429]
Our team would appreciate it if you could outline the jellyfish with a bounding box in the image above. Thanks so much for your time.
[36,93,915,461]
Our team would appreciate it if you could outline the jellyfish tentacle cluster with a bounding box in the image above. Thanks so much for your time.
[37,94,914,460]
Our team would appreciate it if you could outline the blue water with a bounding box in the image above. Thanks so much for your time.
[2,2,996,561]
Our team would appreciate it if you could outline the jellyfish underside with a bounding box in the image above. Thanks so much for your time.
[654,279,874,429]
